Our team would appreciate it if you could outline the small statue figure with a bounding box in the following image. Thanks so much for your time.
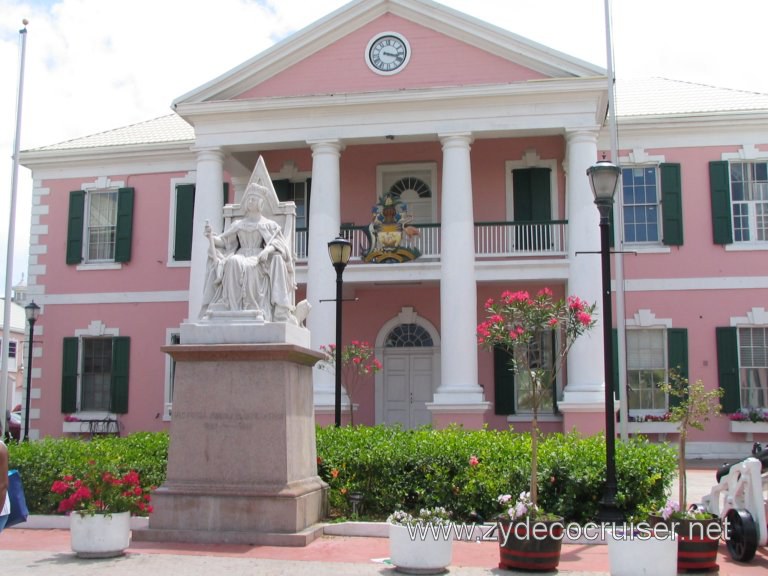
[364,194,421,263]
[201,183,297,323]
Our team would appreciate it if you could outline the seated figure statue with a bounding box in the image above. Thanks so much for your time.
[201,182,297,324]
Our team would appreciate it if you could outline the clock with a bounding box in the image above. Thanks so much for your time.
[365,32,410,75]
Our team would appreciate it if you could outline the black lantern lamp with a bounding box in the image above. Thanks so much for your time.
[586,159,623,523]
[327,236,352,427]
[23,300,40,442]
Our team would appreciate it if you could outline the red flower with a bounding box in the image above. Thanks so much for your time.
[468,455,479,467]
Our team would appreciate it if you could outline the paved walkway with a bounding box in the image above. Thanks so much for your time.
[1,465,766,575]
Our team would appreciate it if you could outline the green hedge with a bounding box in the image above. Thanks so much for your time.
[7,432,169,514]
[7,426,676,523]
[316,425,677,523]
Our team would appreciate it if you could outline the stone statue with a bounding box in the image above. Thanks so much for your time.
[201,182,298,324]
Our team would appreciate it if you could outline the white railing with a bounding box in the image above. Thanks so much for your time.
[294,221,567,262]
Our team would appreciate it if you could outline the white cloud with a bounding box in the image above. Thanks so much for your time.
[1,0,767,288]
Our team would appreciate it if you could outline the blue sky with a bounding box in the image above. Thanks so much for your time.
[1,0,767,288]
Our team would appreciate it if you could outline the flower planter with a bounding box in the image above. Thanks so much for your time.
[497,517,563,572]
[70,512,131,558]
[730,421,768,439]
[388,522,453,574]
[607,528,677,576]
[674,516,721,572]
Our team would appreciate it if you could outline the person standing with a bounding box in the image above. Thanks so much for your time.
[0,439,9,532]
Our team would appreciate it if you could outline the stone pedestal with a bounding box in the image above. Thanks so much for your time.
[136,343,327,546]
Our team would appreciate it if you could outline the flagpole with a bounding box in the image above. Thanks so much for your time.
[603,0,628,440]
[1,20,29,438]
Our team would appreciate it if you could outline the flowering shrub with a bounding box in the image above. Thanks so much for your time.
[477,288,596,508]
[320,341,383,424]
[50,461,154,516]
[625,413,672,422]
[729,409,768,422]
[387,506,452,527]
[658,498,713,521]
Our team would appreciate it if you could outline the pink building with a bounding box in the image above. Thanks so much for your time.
[18,0,768,458]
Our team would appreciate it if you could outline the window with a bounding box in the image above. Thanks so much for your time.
[626,329,667,411]
[61,336,130,414]
[730,162,768,242]
[621,164,682,246]
[67,188,134,264]
[619,326,688,416]
[378,164,437,224]
[494,331,557,415]
[738,328,768,409]
[273,179,310,230]
[0,339,18,371]
[623,168,660,243]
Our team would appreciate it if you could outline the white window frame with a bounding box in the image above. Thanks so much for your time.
[731,307,768,411]
[167,173,196,268]
[376,163,438,223]
[77,177,125,270]
[722,146,768,251]
[71,320,119,419]
[625,310,673,417]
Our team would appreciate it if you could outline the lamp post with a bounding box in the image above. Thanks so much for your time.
[587,159,623,523]
[23,300,40,442]
[328,236,352,427]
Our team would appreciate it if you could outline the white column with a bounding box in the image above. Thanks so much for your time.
[559,129,605,408]
[187,147,224,322]
[431,133,486,406]
[306,140,345,408]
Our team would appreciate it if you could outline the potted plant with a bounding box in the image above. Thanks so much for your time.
[657,372,724,571]
[320,341,382,425]
[387,507,453,574]
[477,288,596,571]
[495,491,564,571]
[50,461,154,558]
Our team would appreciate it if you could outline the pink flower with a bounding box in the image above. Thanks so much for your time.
[537,287,553,297]
[577,311,592,326]
[468,455,479,467]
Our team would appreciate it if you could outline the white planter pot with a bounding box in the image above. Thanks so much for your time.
[70,512,131,558]
[607,529,676,576]
[389,522,453,574]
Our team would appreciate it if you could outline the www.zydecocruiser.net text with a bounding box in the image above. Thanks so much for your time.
[402,518,729,545]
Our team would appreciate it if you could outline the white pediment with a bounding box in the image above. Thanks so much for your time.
[173,0,604,106]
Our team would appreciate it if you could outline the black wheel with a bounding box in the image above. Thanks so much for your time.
[725,508,758,562]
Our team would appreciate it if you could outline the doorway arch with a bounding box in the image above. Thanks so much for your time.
[375,307,441,428]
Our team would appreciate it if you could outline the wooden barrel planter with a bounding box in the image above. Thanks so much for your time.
[675,516,721,572]
[497,517,563,571]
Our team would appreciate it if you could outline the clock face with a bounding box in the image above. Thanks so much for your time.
[366,33,410,75]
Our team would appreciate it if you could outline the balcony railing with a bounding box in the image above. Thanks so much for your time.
[295,220,568,262]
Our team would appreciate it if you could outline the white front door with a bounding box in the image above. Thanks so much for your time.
[383,350,434,429]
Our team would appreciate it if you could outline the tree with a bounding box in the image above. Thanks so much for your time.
[477,288,596,507]
[320,341,382,425]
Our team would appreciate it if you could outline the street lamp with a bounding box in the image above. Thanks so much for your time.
[587,159,623,523]
[328,236,352,427]
[23,300,40,442]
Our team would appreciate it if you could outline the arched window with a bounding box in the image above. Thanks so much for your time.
[385,323,434,348]
[388,177,432,200]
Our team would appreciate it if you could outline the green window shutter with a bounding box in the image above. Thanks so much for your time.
[661,163,683,246]
[61,337,79,413]
[716,327,740,413]
[494,347,516,415]
[173,184,195,261]
[709,161,733,245]
[667,328,689,408]
[223,181,230,206]
[66,191,85,264]
[114,187,135,263]
[612,329,619,396]
[272,179,292,202]
[111,336,130,414]
[306,178,312,227]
